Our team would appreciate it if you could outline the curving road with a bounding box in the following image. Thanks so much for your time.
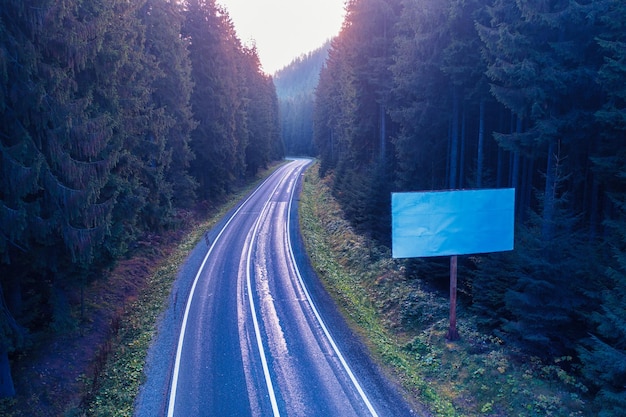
[136,159,416,417]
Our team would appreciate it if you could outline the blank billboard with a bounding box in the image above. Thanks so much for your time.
[392,188,515,258]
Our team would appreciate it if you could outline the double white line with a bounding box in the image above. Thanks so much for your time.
[166,167,278,417]
[167,160,377,417]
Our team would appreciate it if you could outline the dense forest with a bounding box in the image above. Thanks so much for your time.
[313,0,626,414]
[0,0,283,397]
[274,42,330,156]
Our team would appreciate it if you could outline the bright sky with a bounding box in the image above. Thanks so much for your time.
[217,0,346,74]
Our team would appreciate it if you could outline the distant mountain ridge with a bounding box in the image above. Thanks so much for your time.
[274,40,331,100]
[274,41,331,155]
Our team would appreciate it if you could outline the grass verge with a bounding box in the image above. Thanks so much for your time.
[298,162,589,417]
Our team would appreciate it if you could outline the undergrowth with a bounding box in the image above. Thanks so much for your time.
[298,162,589,417]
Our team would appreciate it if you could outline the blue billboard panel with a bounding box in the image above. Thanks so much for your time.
[392,188,515,258]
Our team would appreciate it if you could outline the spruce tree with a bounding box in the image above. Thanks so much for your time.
[241,46,267,175]
[389,0,451,191]
[314,0,401,241]
[314,40,356,176]
[140,0,197,210]
[580,1,626,413]
[475,0,605,356]
[0,4,40,395]
[184,0,244,198]
[0,0,122,395]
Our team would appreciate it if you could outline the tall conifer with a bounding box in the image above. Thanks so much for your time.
[581,1,626,413]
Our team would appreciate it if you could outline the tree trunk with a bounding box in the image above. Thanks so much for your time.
[449,88,460,189]
[522,156,534,223]
[379,103,386,161]
[447,255,460,341]
[497,148,504,188]
[511,152,519,191]
[477,98,485,188]
[511,115,522,214]
[542,139,557,243]
[459,104,466,188]
[330,129,335,166]
[0,286,17,398]
[589,178,600,240]
[0,349,15,398]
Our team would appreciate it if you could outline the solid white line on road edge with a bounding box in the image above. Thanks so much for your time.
[286,162,380,417]
[167,164,292,417]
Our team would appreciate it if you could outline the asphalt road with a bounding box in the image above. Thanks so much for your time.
[135,158,417,417]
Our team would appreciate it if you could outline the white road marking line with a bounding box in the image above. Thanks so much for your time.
[286,161,380,417]
[167,165,291,417]
[246,188,282,417]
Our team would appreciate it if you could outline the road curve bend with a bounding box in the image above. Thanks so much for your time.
[135,159,417,417]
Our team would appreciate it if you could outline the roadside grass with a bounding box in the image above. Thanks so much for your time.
[298,162,589,417]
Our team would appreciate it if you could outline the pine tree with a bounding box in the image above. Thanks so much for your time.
[105,0,185,241]
[440,0,490,189]
[0,9,31,392]
[501,192,599,357]
[242,46,273,175]
[389,0,451,191]
[343,0,401,164]
[184,0,244,198]
[140,0,197,209]
[0,0,122,395]
[580,259,626,415]
[474,0,605,355]
[313,0,401,241]
[314,40,357,176]
[580,1,626,414]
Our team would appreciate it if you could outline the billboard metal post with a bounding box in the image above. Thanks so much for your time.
[446,255,459,341]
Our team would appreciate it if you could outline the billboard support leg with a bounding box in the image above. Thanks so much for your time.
[446,255,460,341]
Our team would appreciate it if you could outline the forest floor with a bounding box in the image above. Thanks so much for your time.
[1,220,192,417]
